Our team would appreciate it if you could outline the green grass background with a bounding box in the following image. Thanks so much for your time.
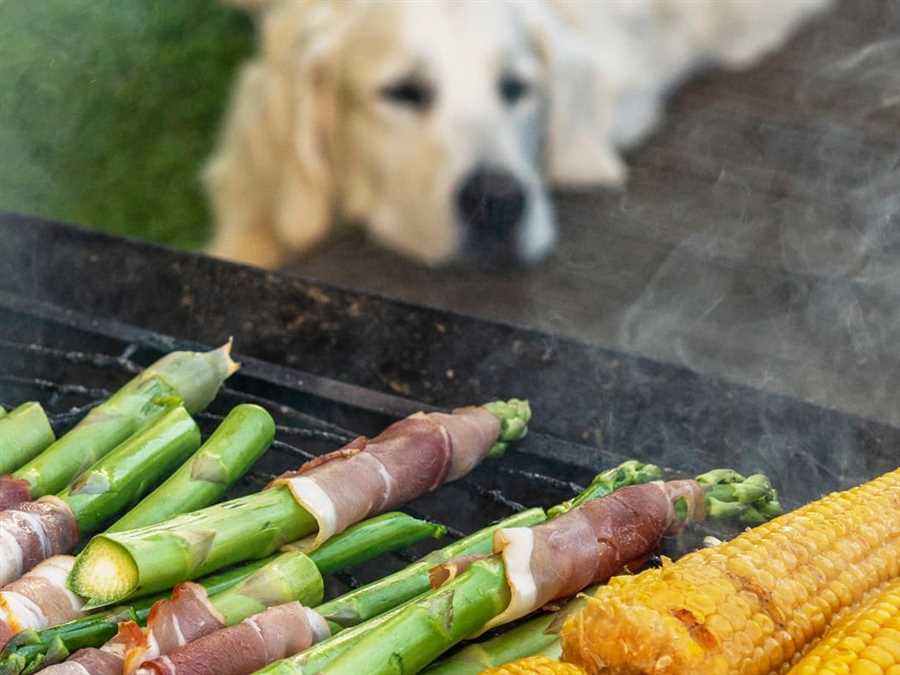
[0,1,253,249]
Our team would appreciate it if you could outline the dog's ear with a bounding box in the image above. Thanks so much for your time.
[204,1,343,265]
[523,4,628,189]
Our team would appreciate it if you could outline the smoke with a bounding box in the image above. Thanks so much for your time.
[618,35,900,429]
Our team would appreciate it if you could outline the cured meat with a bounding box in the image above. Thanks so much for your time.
[44,648,124,675]
[0,556,84,648]
[41,583,225,675]
[0,477,32,511]
[119,582,226,675]
[485,480,706,629]
[0,498,79,587]
[272,406,500,547]
[136,602,329,675]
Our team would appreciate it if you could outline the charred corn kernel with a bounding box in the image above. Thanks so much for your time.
[481,656,587,675]
[560,468,900,675]
[789,576,900,674]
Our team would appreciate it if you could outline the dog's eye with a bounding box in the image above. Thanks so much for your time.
[380,77,434,111]
[499,74,530,105]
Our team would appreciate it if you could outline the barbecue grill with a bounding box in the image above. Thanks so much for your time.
[1,215,898,609]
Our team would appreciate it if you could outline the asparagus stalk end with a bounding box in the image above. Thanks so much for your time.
[69,538,138,609]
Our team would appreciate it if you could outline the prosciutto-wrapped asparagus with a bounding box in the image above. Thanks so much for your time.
[316,472,778,675]
[136,602,330,675]
[70,400,530,607]
[0,557,83,650]
[31,513,441,675]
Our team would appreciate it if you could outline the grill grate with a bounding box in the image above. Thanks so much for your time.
[0,302,743,604]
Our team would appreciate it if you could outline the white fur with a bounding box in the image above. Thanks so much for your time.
[206,0,831,268]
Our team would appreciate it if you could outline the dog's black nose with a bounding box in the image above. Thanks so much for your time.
[456,167,527,242]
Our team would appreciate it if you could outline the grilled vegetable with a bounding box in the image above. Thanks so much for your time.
[0,408,202,588]
[69,401,530,607]
[249,461,664,675]
[481,656,586,675]
[58,407,201,533]
[423,595,589,675]
[322,557,512,675]
[317,509,545,630]
[314,469,780,675]
[4,343,237,501]
[0,513,442,675]
[0,403,55,477]
[108,404,274,532]
[560,468,900,675]
[788,575,900,675]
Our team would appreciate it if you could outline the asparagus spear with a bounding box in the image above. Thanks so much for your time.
[108,404,274,532]
[0,512,442,675]
[312,470,783,675]
[12,343,238,499]
[423,596,589,674]
[58,406,201,533]
[0,403,55,475]
[0,406,5,417]
[69,400,531,607]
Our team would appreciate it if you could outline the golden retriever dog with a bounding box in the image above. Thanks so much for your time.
[205,0,830,269]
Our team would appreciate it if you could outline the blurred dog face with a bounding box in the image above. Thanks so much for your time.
[335,2,553,265]
[207,0,829,269]
[207,0,628,268]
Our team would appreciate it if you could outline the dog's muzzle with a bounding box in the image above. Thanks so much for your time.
[456,165,529,265]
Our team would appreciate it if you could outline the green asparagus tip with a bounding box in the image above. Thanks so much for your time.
[484,399,531,458]
[548,460,663,518]
[433,523,449,539]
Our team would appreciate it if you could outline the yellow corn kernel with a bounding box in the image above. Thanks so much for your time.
[481,655,587,675]
[789,576,900,674]
[560,468,900,675]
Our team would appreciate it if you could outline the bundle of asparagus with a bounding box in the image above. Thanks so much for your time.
[0,345,246,589]
[0,402,279,656]
[68,400,532,607]
[32,513,442,675]
[0,343,238,509]
[122,461,663,675]
[305,469,782,675]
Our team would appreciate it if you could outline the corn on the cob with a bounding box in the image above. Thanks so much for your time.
[560,468,900,675]
[788,575,900,675]
[481,655,587,675]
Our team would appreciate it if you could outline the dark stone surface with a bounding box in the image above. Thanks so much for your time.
[2,216,898,510]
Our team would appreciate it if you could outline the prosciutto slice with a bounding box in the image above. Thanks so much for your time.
[0,477,32,511]
[44,583,225,675]
[0,497,79,586]
[271,406,500,547]
[136,602,330,675]
[0,556,84,649]
[484,480,706,629]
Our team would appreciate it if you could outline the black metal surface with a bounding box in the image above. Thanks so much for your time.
[1,215,898,614]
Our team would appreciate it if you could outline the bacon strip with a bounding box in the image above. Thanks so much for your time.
[136,602,329,675]
[484,480,706,629]
[271,406,500,548]
[0,477,32,511]
[0,498,79,586]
